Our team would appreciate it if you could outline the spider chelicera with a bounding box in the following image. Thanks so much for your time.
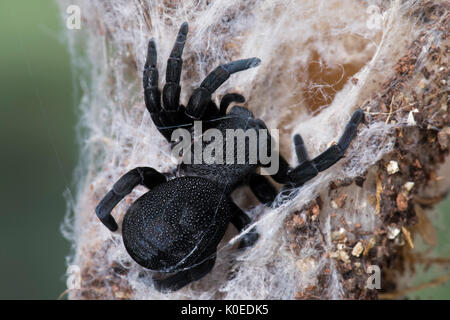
[95,22,364,292]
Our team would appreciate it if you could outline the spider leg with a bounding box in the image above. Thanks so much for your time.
[162,22,188,110]
[143,39,164,132]
[153,250,216,292]
[269,155,292,184]
[199,100,220,122]
[248,173,278,206]
[160,22,192,131]
[230,202,259,249]
[95,167,166,231]
[253,118,292,184]
[293,133,310,164]
[185,58,261,120]
[219,93,245,116]
[143,23,192,141]
[202,93,245,124]
[287,109,364,187]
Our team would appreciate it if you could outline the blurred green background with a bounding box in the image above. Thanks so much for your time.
[0,0,76,299]
[0,0,448,299]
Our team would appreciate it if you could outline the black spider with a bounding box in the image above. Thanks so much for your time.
[95,22,364,292]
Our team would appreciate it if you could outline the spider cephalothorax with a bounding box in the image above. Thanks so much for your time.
[95,22,364,292]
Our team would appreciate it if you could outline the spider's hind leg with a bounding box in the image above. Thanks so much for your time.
[287,109,364,187]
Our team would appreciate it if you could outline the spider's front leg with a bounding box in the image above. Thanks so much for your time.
[143,23,191,141]
[286,109,365,187]
[185,58,261,120]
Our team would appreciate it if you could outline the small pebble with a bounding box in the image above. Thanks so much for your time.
[352,242,364,257]
[387,160,399,175]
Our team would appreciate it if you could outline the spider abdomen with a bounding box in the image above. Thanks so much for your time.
[122,176,232,272]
